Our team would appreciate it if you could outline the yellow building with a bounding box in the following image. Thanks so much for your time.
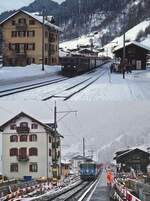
[0,10,61,66]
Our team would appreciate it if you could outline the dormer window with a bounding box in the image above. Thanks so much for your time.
[20,122,28,128]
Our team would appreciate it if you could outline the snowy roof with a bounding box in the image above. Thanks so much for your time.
[0,112,63,138]
[115,148,150,160]
[0,10,61,32]
[113,41,150,52]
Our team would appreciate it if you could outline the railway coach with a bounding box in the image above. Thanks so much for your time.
[80,161,102,181]
[60,55,107,76]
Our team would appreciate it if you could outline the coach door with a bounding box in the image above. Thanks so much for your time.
[136,60,142,70]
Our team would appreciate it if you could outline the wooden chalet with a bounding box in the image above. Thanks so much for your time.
[113,41,150,70]
[114,148,150,173]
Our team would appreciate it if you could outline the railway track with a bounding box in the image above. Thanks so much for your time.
[29,181,93,201]
[42,68,107,101]
[0,64,108,100]
[0,77,69,98]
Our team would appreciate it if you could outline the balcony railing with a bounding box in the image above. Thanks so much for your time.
[15,23,27,30]
[17,155,29,162]
[52,142,60,149]
[16,127,30,134]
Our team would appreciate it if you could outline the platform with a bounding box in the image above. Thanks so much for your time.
[88,170,111,201]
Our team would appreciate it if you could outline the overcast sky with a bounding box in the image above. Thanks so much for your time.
[0,0,65,13]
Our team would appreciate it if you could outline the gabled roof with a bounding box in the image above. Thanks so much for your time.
[113,41,150,53]
[72,155,89,160]
[115,148,149,160]
[0,112,63,138]
[0,9,61,31]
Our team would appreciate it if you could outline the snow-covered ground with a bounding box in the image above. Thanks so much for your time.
[1,65,150,101]
[0,64,61,85]
[1,65,150,172]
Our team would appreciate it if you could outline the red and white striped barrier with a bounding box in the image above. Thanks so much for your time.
[114,180,141,201]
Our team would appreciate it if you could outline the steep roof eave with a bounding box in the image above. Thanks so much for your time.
[0,9,62,32]
[0,111,53,132]
[113,41,150,53]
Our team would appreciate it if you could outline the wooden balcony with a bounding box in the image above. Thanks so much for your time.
[17,155,29,162]
[16,127,30,134]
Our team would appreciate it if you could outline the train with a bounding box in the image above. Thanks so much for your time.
[80,160,102,181]
[60,55,109,76]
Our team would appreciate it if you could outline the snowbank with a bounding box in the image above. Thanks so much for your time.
[0,64,61,84]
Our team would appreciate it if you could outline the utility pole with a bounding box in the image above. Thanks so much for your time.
[53,102,77,183]
[122,12,126,79]
[83,137,85,157]
[42,9,45,71]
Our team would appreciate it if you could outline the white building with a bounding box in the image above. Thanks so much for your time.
[71,155,89,175]
[0,112,63,180]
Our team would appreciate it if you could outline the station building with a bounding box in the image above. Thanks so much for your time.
[0,10,61,66]
[113,41,150,70]
[114,148,150,173]
[0,112,63,180]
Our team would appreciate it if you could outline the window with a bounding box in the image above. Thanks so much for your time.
[29,163,38,172]
[29,134,37,142]
[20,122,28,128]
[19,147,27,156]
[49,136,51,143]
[10,135,18,142]
[11,31,17,37]
[10,148,18,156]
[27,43,35,50]
[10,124,16,130]
[27,31,35,37]
[29,20,35,25]
[12,20,15,25]
[18,18,26,24]
[31,123,38,129]
[10,163,18,172]
[29,148,38,156]
[49,149,51,156]
[20,135,27,142]
[18,31,26,37]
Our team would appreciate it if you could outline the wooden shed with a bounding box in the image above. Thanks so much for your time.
[113,41,150,70]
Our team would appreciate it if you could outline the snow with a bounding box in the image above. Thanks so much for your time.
[60,17,150,59]
[0,10,61,31]
[1,65,150,171]
[0,64,61,85]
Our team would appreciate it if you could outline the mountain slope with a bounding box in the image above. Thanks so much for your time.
[0,0,150,45]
